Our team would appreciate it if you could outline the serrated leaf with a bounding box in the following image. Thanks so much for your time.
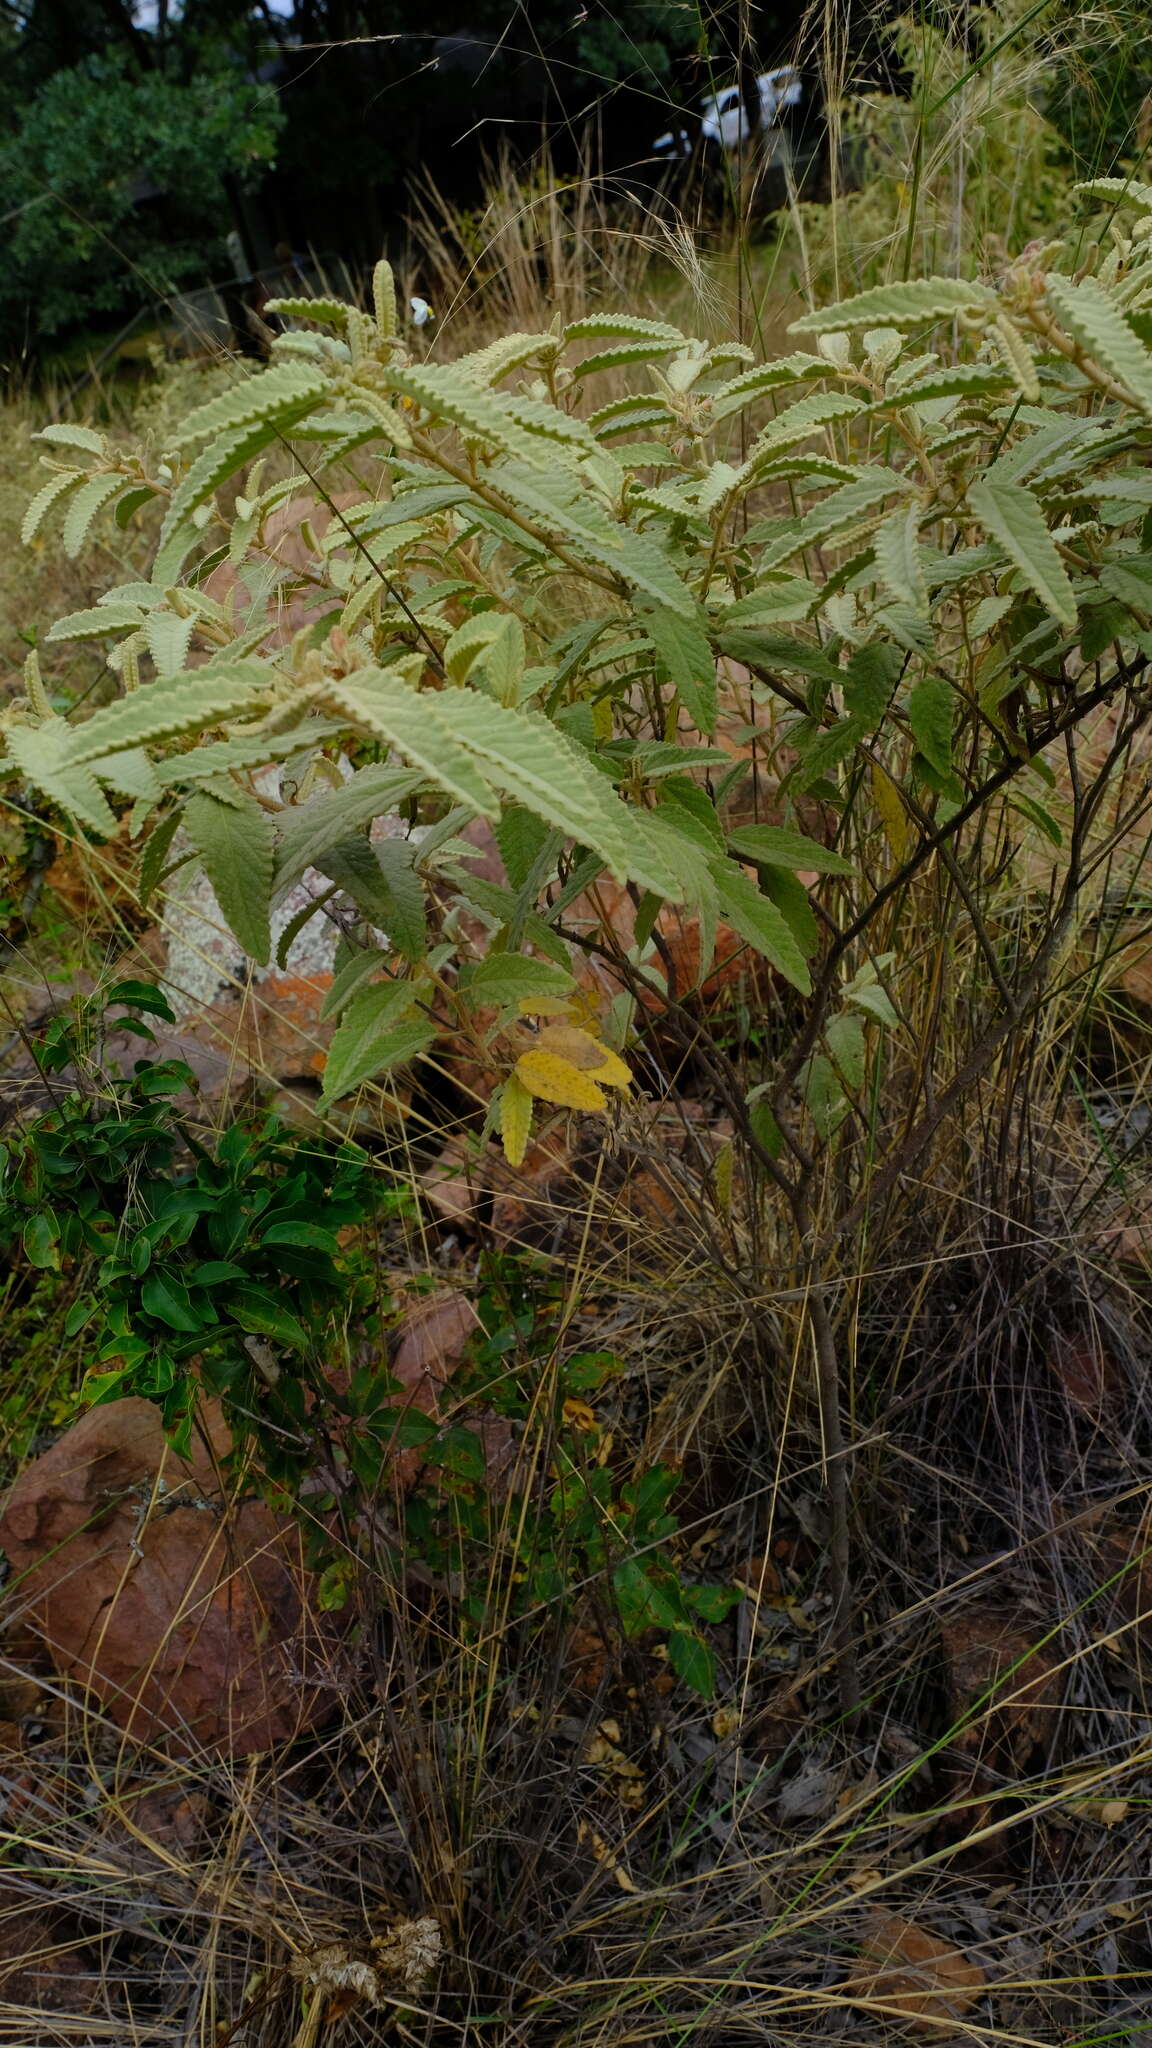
[726,824,853,874]
[318,835,427,961]
[319,985,432,1105]
[388,363,554,468]
[642,603,717,735]
[139,810,181,908]
[709,354,829,420]
[262,295,350,328]
[319,948,388,1020]
[873,500,928,615]
[184,787,275,964]
[159,417,288,554]
[494,464,695,616]
[172,365,328,448]
[144,610,196,679]
[463,954,575,1008]
[844,640,902,724]
[62,472,126,557]
[790,277,996,333]
[500,1071,534,1167]
[907,673,954,774]
[744,392,863,470]
[969,476,1077,626]
[91,747,160,802]
[717,579,822,628]
[325,672,498,817]
[432,690,638,880]
[712,862,812,993]
[34,422,106,455]
[45,601,146,640]
[1075,175,1152,213]
[68,661,274,761]
[22,468,84,545]
[7,720,117,834]
[454,331,554,385]
[514,1048,607,1111]
[157,720,348,790]
[572,340,680,377]
[565,313,684,343]
[273,764,421,895]
[1043,271,1152,415]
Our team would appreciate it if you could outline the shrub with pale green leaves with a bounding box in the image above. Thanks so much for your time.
[7,190,1152,1183]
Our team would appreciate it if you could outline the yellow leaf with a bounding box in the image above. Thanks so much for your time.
[872,763,914,863]
[500,1070,534,1166]
[517,994,573,1018]
[563,1397,598,1432]
[515,1049,608,1112]
[536,1023,632,1088]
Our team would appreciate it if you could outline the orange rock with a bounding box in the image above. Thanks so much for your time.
[849,1912,985,2035]
[0,1399,342,1754]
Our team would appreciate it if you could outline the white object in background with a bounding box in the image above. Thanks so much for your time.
[410,297,432,327]
[654,67,803,156]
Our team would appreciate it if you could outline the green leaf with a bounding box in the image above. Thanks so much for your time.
[159,416,288,554]
[844,640,902,725]
[571,339,681,377]
[22,469,84,546]
[45,601,146,640]
[494,464,696,617]
[884,361,1010,403]
[462,953,575,1008]
[712,863,813,994]
[319,983,431,1104]
[709,354,828,420]
[388,363,556,469]
[761,866,819,956]
[744,392,863,471]
[7,720,117,835]
[319,948,388,1020]
[139,811,182,909]
[642,604,717,736]
[144,610,196,679]
[62,473,127,558]
[873,501,928,615]
[968,476,1077,627]
[726,824,852,874]
[316,835,427,961]
[327,673,498,817]
[1074,175,1152,213]
[907,674,954,774]
[68,661,274,761]
[34,423,106,455]
[171,365,328,448]
[1043,272,1152,416]
[613,1556,687,1634]
[273,765,421,894]
[262,1221,340,1253]
[666,1629,717,1695]
[226,1287,309,1349]
[141,1273,201,1333]
[22,1211,60,1271]
[184,787,275,964]
[790,276,996,332]
[565,313,685,343]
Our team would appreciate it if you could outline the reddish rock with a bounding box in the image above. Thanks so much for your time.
[0,1399,340,1754]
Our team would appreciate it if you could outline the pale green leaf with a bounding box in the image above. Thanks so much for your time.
[884,362,1010,403]
[494,464,695,616]
[159,416,290,553]
[185,787,275,964]
[873,501,928,615]
[709,355,829,420]
[68,661,274,761]
[790,277,997,333]
[969,476,1077,626]
[572,341,680,377]
[34,423,106,455]
[7,720,117,835]
[326,673,497,817]
[443,692,640,881]
[90,747,160,803]
[387,364,555,469]
[22,469,84,546]
[564,313,685,343]
[171,365,328,448]
[45,601,146,641]
[1074,176,1152,214]
[1043,271,1152,415]
[144,610,196,679]
[62,473,126,557]
[743,392,863,472]
[642,604,717,735]
[453,332,555,386]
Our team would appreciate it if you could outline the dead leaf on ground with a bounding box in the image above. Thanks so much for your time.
[848,1911,986,2036]
[940,1606,1061,1761]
